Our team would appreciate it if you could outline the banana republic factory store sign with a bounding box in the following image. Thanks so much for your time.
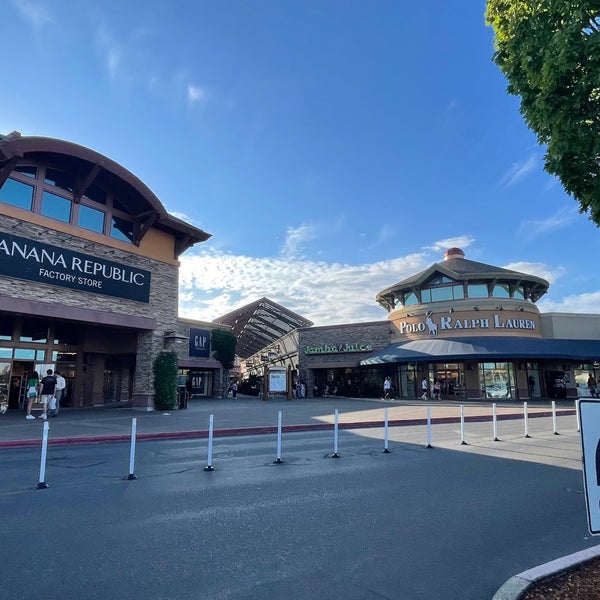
[0,232,151,303]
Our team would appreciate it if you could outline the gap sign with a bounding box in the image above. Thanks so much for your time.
[189,328,210,358]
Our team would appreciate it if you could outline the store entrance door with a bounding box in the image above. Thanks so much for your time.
[9,361,34,410]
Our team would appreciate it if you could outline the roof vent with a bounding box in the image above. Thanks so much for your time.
[443,247,465,260]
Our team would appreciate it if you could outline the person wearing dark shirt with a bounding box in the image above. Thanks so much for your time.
[38,369,57,420]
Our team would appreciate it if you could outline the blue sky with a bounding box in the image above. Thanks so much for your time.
[2,0,598,325]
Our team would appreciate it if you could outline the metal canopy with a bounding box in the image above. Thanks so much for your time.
[360,336,600,365]
[212,297,313,359]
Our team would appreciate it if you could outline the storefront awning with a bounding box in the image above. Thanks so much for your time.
[360,337,600,365]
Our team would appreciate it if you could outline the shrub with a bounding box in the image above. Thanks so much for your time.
[153,351,178,410]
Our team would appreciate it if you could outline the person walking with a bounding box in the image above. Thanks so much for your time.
[38,369,57,420]
[25,371,40,420]
[588,374,599,398]
[421,377,428,400]
[433,379,441,400]
[51,370,66,417]
[528,375,535,398]
[383,376,392,400]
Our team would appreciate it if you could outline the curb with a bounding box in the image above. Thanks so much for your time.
[0,409,576,449]
[492,544,600,599]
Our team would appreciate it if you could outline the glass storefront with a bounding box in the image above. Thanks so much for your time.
[479,362,516,399]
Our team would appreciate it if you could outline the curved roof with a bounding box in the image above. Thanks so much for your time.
[213,297,313,359]
[0,132,210,257]
[376,250,550,309]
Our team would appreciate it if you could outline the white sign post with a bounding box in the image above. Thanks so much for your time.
[579,400,600,534]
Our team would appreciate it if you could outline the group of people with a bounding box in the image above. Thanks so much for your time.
[419,378,442,400]
[293,381,306,398]
[25,369,66,420]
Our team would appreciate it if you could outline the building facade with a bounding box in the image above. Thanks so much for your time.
[0,132,224,411]
[294,248,600,401]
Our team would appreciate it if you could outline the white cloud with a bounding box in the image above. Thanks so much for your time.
[95,27,122,80]
[500,153,538,187]
[187,84,207,104]
[538,289,600,314]
[178,248,430,325]
[427,235,475,253]
[12,0,52,28]
[502,261,565,285]
[518,206,579,238]
[280,224,317,259]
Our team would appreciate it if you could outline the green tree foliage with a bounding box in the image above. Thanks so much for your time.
[153,351,178,410]
[486,1,600,224]
[211,329,237,370]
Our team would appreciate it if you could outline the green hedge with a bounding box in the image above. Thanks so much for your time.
[153,351,178,410]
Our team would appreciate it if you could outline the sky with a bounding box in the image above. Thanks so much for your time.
[2,0,599,326]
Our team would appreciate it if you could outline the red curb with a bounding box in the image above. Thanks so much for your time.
[0,410,576,449]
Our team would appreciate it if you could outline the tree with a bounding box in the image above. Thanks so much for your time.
[486,1,600,224]
[211,329,237,370]
[211,328,237,398]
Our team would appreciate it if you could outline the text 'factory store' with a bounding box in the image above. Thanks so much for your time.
[0,132,229,412]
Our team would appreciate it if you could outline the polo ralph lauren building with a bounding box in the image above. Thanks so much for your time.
[295,248,600,401]
[0,132,223,411]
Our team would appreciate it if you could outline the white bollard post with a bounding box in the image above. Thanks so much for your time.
[493,403,500,441]
[36,421,50,489]
[576,399,581,432]
[552,400,560,435]
[204,414,215,471]
[274,410,284,464]
[126,417,138,480]
[523,402,530,438]
[460,404,467,445]
[329,409,340,458]
[426,406,432,448]
[383,407,390,453]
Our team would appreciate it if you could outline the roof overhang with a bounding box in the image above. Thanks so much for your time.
[360,337,600,364]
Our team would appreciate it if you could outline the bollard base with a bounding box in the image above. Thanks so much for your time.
[524,434,531,438]
[203,465,215,472]
[125,474,138,480]
[35,482,49,489]
[494,437,500,442]
[461,441,468,445]
[329,452,340,458]
[273,458,284,464]
[554,432,560,436]
[426,444,433,449]
[383,448,391,454]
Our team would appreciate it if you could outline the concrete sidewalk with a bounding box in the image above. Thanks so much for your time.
[0,394,577,448]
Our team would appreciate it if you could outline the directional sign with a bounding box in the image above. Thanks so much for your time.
[579,400,600,535]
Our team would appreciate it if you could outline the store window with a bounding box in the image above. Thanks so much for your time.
[41,190,71,223]
[44,168,75,193]
[15,165,37,178]
[0,178,34,210]
[492,284,510,298]
[78,204,105,233]
[403,291,418,306]
[467,283,489,299]
[479,362,515,399]
[0,162,135,245]
[111,216,134,243]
